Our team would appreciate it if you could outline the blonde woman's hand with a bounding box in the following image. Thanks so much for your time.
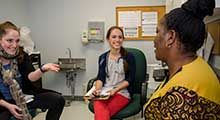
[8,104,23,119]
[41,63,60,72]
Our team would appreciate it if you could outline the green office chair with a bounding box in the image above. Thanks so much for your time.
[86,48,148,120]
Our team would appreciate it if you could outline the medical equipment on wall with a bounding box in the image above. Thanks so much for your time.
[87,21,104,43]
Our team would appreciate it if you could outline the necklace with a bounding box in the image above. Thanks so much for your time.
[1,60,17,85]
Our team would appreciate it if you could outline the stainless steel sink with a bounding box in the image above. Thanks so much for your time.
[58,58,86,71]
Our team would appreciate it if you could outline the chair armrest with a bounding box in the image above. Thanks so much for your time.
[140,78,148,118]
[141,82,148,106]
[146,73,149,82]
[141,73,149,106]
[86,77,96,92]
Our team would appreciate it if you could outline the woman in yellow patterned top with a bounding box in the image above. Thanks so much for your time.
[144,0,220,119]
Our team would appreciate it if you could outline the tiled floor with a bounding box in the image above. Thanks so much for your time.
[33,101,143,120]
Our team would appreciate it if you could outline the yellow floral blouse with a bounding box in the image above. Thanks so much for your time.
[144,57,220,120]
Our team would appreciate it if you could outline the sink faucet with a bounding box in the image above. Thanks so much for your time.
[66,48,72,59]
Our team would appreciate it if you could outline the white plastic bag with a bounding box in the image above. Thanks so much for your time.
[20,26,35,54]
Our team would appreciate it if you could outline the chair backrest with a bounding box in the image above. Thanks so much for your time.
[126,48,146,94]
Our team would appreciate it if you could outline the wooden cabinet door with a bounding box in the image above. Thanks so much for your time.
[207,21,220,55]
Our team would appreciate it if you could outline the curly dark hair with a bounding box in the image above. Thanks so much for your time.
[162,0,215,53]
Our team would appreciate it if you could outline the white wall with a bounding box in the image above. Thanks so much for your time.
[217,0,220,7]
[26,0,165,96]
[0,0,29,26]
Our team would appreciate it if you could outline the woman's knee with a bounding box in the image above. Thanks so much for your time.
[50,93,65,106]
[57,94,65,106]
[40,92,65,107]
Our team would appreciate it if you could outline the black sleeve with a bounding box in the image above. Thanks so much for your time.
[96,54,106,84]
[19,52,35,81]
[125,53,136,85]
[18,52,36,94]
[0,93,4,100]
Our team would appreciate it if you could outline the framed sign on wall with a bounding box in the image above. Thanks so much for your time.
[116,6,165,41]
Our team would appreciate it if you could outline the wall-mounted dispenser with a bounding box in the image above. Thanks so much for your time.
[81,30,88,44]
